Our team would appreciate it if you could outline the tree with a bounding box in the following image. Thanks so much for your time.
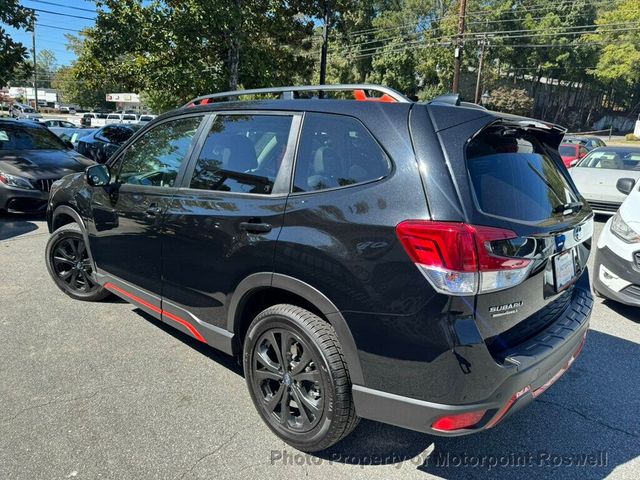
[0,0,34,87]
[588,0,640,87]
[485,87,533,115]
[51,34,113,110]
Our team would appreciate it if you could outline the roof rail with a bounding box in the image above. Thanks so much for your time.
[183,84,411,108]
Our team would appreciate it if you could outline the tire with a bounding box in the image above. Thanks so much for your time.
[45,223,111,301]
[243,304,359,452]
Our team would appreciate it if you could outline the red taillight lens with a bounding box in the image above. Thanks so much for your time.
[396,221,533,295]
[396,221,477,272]
[432,410,487,432]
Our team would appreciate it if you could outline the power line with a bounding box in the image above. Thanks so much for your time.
[25,0,97,14]
[332,21,639,56]
[30,7,96,21]
[342,0,621,39]
[37,23,83,33]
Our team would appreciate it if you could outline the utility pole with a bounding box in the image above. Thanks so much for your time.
[319,1,330,86]
[474,36,487,104]
[31,14,39,111]
[452,0,467,94]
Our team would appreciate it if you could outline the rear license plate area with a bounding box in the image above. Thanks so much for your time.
[554,248,576,292]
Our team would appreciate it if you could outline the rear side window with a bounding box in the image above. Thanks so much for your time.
[189,114,293,195]
[467,127,580,222]
[293,113,391,192]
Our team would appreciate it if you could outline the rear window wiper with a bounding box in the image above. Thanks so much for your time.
[553,201,583,215]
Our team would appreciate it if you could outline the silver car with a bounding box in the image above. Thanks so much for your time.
[570,146,640,215]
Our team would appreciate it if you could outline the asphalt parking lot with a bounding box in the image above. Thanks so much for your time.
[0,215,638,480]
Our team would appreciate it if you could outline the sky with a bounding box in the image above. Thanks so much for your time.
[3,0,98,68]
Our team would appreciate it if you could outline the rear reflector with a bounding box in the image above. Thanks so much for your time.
[396,221,533,295]
[432,410,487,432]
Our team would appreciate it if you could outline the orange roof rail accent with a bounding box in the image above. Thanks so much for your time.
[353,89,397,103]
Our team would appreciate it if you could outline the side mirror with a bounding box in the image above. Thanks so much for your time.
[86,164,111,187]
[616,177,636,195]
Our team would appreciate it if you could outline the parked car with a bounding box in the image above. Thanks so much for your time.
[593,177,640,306]
[105,113,138,125]
[570,146,640,214]
[58,106,77,115]
[9,103,42,121]
[559,142,589,167]
[0,118,93,214]
[48,127,98,148]
[44,84,594,452]
[137,114,157,124]
[42,119,78,128]
[563,135,606,151]
[80,112,108,128]
[76,124,142,163]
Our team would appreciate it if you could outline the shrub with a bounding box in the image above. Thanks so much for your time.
[625,133,640,141]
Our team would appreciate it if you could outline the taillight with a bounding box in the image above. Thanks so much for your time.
[396,221,533,296]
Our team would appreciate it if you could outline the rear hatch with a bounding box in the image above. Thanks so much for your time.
[421,109,594,356]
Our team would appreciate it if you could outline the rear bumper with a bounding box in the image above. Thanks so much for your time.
[352,285,592,436]
[0,185,48,213]
[593,245,640,307]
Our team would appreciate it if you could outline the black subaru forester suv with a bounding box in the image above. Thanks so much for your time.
[45,85,594,451]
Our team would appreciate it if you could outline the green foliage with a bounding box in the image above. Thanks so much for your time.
[0,0,34,87]
[49,0,640,117]
[485,87,533,116]
[588,0,640,86]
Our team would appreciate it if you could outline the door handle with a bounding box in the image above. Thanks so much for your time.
[145,204,162,216]
[239,221,272,233]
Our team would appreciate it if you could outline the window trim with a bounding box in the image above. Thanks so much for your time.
[288,111,393,197]
[106,113,207,189]
[178,110,303,198]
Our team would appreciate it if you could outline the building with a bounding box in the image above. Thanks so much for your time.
[8,87,58,107]
[105,93,148,113]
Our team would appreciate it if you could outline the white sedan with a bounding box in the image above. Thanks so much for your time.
[570,146,640,215]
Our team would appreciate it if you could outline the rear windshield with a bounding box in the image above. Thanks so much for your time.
[123,115,137,120]
[467,127,580,223]
[559,145,576,156]
[0,123,67,150]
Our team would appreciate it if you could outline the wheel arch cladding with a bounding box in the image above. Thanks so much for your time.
[229,273,364,385]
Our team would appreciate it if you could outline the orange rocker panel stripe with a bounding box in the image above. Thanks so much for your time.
[104,282,207,343]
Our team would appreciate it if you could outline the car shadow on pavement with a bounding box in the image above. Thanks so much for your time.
[601,299,639,323]
[0,213,42,241]
[314,329,640,479]
[133,309,243,376]
[132,306,639,479]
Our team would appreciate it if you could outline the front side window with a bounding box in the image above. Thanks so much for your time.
[293,113,391,192]
[116,116,202,187]
[467,127,580,222]
[189,114,293,194]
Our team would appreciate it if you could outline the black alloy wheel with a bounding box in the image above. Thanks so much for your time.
[45,223,111,301]
[244,304,359,452]
[253,328,324,432]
